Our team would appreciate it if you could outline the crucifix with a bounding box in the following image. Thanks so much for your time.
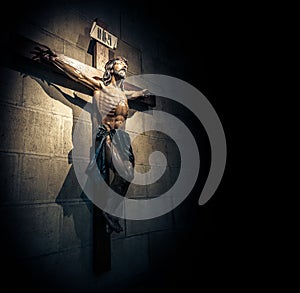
[30,21,155,273]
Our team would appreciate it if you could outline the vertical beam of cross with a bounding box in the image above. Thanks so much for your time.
[92,40,112,274]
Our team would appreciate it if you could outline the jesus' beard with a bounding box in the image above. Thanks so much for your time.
[114,69,126,79]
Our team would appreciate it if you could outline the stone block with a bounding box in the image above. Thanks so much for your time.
[64,42,87,64]
[61,202,92,249]
[47,158,71,200]
[23,76,58,112]
[50,114,64,155]
[51,89,74,118]
[50,84,89,119]
[0,153,19,203]
[127,164,149,199]
[166,138,181,168]
[148,136,168,163]
[143,117,175,140]
[126,212,173,237]
[0,105,29,152]
[18,23,64,55]
[69,118,92,160]
[131,134,152,166]
[85,52,93,67]
[0,67,23,105]
[54,165,85,202]
[72,101,93,122]
[23,76,75,119]
[126,112,146,134]
[146,166,172,197]
[0,204,61,258]
[31,6,91,50]
[62,117,74,157]
[19,155,50,202]
[23,110,62,156]
[59,11,91,49]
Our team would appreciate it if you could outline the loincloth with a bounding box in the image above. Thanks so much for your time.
[86,125,135,183]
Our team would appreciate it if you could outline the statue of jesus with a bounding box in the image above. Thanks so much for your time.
[32,45,152,233]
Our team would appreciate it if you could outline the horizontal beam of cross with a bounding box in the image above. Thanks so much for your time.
[1,33,155,108]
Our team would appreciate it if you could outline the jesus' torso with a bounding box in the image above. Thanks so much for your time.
[93,82,129,131]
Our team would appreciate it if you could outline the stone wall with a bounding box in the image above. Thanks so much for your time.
[0,1,213,291]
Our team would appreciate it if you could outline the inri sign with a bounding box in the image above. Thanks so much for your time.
[89,21,118,50]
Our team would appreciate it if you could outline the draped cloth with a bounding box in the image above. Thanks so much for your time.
[86,125,135,186]
[85,125,134,233]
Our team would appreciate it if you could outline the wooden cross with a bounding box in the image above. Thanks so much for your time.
[49,36,154,273]
[89,20,155,274]
[2,28,155,274]
[91,23,113,274]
